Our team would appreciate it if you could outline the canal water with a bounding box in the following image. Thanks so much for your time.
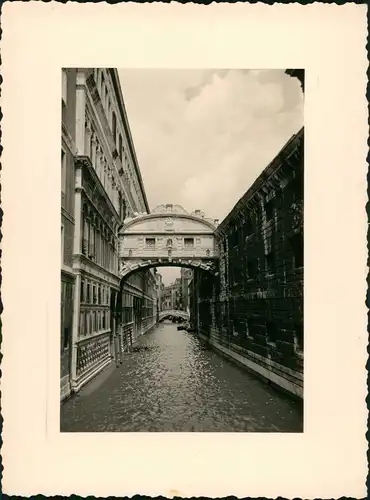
[61,321,303,432]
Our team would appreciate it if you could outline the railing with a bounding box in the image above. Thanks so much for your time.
[76,331,111,378]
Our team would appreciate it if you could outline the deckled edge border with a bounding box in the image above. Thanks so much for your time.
[0,1,368,499]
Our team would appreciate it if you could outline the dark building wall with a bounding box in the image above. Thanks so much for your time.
[285,69,305,92]
[193,128,304,398]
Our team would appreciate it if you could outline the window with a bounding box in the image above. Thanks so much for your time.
[87,283,91,303]
[80,280,84,303]
[184,238,194,248]
[145,238,156,248]
[119,134,123,161]
[63,327,70,349]
[61,149,66,195]
[112,111,117,143]
[292,170,304,202]
[290,233,303,268]
[295,322,303,352]
[265,199,274,221]
[62,69,67,105]
[61,225,64,264]
[245,216,253,236]
[265,252,275,275]
[247,259,258,279]
[266,321,278,344]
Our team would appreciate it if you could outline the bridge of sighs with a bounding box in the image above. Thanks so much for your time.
[118,204,220,278]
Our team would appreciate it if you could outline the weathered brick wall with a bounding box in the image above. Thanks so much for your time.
[194,128,304,396]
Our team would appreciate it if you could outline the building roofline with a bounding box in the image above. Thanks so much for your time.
[215,126,304,235]
[109,68,150,214]
[119,212,217,233]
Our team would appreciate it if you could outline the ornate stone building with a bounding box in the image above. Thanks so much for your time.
[61,68,77,400]
[191,127,304,398]
[118,204,219,278]
[61,68,157,401]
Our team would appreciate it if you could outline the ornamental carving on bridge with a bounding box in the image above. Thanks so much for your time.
[164,218,174,231]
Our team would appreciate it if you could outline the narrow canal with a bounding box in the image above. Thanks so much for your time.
[61,321,303,432]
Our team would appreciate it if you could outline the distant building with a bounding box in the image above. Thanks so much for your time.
[155,272,164,313]
[162,277,184,311]
[180,268,193,312]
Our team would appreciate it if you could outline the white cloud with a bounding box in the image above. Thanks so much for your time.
[118,68,304,284]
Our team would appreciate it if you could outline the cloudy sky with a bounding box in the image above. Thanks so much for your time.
[118,69,304,284]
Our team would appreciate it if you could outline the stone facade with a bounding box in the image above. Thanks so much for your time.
[61,68,77,401]
[61,68,157,401]
[180,268,193,313]
[118,204,219,279]
[190,128,304,399]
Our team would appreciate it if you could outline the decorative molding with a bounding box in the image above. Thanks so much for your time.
[76,155,120,225]
[61,206,75,224]
[61,123,76,154]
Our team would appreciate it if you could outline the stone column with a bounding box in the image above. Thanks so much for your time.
[84,121,91,157]
[75,71,87,156]
[71,165,83,389]
[91,136,97,169]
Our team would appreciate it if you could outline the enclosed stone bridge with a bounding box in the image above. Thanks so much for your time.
[118,204,219,278]
[159,309,190,321]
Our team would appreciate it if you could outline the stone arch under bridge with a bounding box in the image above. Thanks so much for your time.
[118,204,219,279]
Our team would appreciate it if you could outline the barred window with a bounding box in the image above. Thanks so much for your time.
[145,238,156,248]
[266,321,278,344]
[265,252,275,275]
[290,233,303,268]
[184,238,194,248]
[265,199,274,221]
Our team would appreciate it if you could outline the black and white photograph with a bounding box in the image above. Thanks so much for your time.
[4,3,367,497]
[60,68,304,432]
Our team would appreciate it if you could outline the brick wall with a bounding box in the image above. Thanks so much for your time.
[193,128,304,398]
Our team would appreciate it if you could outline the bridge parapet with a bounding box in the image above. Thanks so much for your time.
[159,310,190,321]
[119,205,219,261]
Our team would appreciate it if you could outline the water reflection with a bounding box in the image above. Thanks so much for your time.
[61,321,303,432]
